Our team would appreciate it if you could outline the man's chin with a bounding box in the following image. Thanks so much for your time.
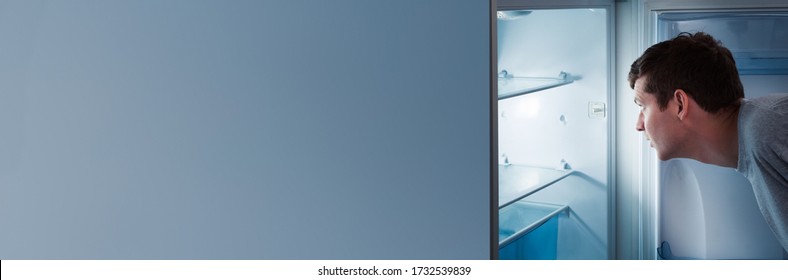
[655,150,677,161]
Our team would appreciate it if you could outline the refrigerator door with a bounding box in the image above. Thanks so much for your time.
[656,10,788,259]
[0,0,493,259]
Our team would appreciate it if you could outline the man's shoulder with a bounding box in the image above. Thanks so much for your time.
[740,94,788,126]
[743,94,788,114]
[739,94,788,156]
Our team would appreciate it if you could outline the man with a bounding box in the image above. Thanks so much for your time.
[628,32,788,252]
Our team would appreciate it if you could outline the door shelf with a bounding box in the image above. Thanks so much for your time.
[497,71,573,100]
[498,164,574,209]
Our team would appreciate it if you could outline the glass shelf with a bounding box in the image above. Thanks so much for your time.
[658,11,788,75]
[498,200,568,248]
[733,51,788,75]
[498,164,574,209]
[497,72,573,100]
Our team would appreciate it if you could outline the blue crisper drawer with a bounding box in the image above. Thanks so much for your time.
[499,201,567,260]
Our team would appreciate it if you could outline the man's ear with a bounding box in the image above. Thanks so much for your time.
[674,89,689,120]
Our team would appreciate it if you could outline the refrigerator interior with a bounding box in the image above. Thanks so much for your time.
[497,8,610,259]
[656,10,788,259]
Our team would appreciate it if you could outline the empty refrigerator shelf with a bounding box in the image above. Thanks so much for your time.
[498,164,574,209]
[498,71,573,100]
[498,201,568,247]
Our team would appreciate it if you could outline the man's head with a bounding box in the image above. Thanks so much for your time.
[628,32,744,160]
[629,32,744,113]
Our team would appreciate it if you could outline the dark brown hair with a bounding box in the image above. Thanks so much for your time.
[628,32,744,113]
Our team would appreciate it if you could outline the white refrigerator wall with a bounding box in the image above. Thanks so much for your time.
[498,9,609,183]
[498,8,610,259]
[742,76,788,96]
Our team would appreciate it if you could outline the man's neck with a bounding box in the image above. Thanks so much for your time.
[691,106,741,168]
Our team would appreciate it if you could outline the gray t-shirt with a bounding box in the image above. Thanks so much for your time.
[737,94,788,252]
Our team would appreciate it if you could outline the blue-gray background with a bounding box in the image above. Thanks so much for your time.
[0,0,491,259]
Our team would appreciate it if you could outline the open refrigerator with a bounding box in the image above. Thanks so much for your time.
[496,0,614,260]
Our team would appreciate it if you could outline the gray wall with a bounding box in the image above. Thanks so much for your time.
[0,0,492,259]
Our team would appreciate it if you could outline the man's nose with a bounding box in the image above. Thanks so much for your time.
[635,112,645,132]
